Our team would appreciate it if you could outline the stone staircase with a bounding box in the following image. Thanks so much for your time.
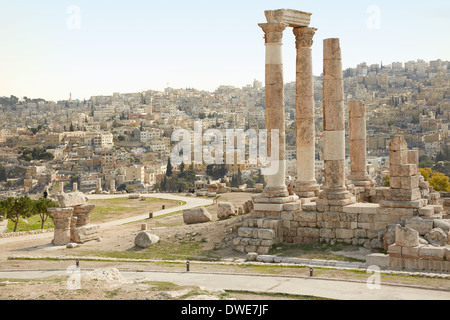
[233,217,283,255]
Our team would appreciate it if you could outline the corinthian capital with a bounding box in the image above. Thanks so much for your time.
[258,22,287,44]
[293,27,317,48]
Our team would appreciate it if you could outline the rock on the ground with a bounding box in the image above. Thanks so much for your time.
[217,202,237,220]
[425,228,447,246]
[183,207,212,225]
[134,231,160,248]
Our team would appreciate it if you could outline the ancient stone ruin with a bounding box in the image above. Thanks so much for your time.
[48,188,99,246]
[233,9,450,273]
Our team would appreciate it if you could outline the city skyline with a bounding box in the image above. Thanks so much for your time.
[0,0,449,101]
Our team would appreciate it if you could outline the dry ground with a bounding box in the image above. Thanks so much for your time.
[1,192,450,300]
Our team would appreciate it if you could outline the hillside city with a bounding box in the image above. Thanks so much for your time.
[0,58,449,198]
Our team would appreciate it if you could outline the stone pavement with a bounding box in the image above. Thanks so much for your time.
[0,269,449,300]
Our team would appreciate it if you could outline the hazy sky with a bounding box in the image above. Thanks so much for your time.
[0,0,449,101]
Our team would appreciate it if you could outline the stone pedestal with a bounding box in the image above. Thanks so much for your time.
[380,136,425,211]
[49,192,98,245]
[48,207,74,246]
[293,27,320,198]
[320,38,355,207]
[349,100,375,187]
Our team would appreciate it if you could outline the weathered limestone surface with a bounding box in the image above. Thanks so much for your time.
[134,231,159,248]
[56,192,87,207]
[321,38,354,206]
[264,9,311,27]
[49,192,98,246]
[217,202,237,220]
[293,26,319,198]
[48,207,74,246]
[348,100,375,187]
[183,207,212,225]
[258,21,289,200]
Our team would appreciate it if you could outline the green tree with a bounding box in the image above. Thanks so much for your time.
[34,198,59,229]
[384,174,390,187]
[0,166,7,182]
[0,196,34,232]
[166,158,173,177]
[419,155,434,169]
[179,161,185,173]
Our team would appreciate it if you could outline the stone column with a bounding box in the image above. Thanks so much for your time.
[110,179,116,194]
[293,27,320,198]
[253,22,299,214]
[96,178,102,193]
[48,207,74,246]
[259,22,289,199]
[349,100,375,187]
[320,38,355,206]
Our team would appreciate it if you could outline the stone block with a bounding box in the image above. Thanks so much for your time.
[134,231,159,248]
[433,219,450,233]
[217,202,238,220]
[319,228,335,238]
[335,228,353,239]
[366,253,390,268]
[254,203,284,212]
[283,201,301,211]
[395,225,419,247]
[294,211,317,222]
[387,244,402,258]
[389,257,405,269]
[353,228,366,238]
[405,217,433,236]
[297,227,319,238]
[339,212,358,222]
[183,207,212,225]
[418,206,435,217]
[403,258,419,270]
[258,229,276,240]
[424,228,447,246]
[401,246,420,259]
[56,192,88,207]
[419,246,444,261]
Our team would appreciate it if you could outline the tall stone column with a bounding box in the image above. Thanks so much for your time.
[253,22,299,214]
[320,38,355,207]
[259,22,289,199]
[349,100,375,187]
[293,27,319,198]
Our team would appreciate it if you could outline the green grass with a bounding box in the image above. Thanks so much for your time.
[88,197,181,223]
[78,237,216,261]
[4,196,184,233]
[6,215,53,233]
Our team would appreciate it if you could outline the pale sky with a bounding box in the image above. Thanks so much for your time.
[0,0,449,101]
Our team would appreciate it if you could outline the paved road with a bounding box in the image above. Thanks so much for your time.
[0,193,213,244]
[0,269,449,300]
